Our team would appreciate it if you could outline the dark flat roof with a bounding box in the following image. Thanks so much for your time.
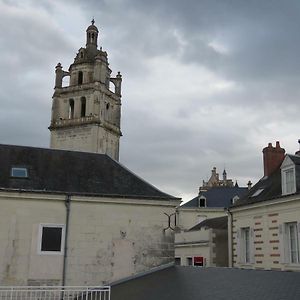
[0,144,179,200]
[189,216,228,231]
[111,266,300,300]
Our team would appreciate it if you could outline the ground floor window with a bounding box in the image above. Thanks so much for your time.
[175,257,181,265]
[38,224,65,254]
[241,227,250,263]
[286,222,300,264]
[187,257,193,266]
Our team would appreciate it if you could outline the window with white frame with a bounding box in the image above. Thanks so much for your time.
[11,167,28,178]
[286,222,300,264]
[38,224,65,254]
[198,196,206,207]
[241,227,251,264]
[282,167,296,195]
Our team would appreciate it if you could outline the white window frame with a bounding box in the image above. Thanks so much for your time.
[281,222,300,265]
[38,224,65,255]
[231,195,240,205]
[281,166,296,195]
[241,227,250,263]
[237,227,254,265]
[198,196,206,208]
[11,167,28,178]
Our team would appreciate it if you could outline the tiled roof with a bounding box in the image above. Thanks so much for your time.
[181,186,248,208]
[0,144,179,200]
[233,154,300,207]
[111,266,300,300]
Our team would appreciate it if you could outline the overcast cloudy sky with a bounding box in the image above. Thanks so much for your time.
[1,0,300,201]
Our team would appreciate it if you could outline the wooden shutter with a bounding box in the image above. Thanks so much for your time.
[236,228,241,264]
[279,224,286,264]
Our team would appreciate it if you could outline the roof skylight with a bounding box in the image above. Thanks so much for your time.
[11,167,28,178]
[251,188,264,197]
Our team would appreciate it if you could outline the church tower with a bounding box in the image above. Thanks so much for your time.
[49,20,122,161]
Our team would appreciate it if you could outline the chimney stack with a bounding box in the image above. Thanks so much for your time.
[262,141,285,177]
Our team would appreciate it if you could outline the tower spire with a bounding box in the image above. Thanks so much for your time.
[49,23,122,161]
[86,19,99,48]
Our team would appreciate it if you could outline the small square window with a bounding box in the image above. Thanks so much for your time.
[38,224,65,254]
[11,167,28,178]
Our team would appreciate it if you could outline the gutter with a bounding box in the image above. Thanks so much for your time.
[0,187,181,201]
[62,194,71,286]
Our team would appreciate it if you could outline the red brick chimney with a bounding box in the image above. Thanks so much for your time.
[262,141,285,176]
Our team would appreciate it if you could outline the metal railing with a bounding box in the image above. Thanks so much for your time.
[0,286,110,300]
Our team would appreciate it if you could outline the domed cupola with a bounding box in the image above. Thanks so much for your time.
[86,19,99,48]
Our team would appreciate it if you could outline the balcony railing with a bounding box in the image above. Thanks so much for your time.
[0,286,110,300]
[49,116,120,134]
[50,116,98,128]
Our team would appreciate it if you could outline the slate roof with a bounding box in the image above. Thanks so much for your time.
[181,186,248,208]
[233,154,300,207]
[111,266,300,300]
[0,144,179,200]
[188,216,228,231]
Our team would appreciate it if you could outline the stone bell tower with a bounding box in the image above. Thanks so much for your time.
[49,20,122,161]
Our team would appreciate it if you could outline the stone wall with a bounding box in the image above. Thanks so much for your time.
[230,195,300,271]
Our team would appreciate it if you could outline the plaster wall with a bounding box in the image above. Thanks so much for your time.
[0,192,179,286]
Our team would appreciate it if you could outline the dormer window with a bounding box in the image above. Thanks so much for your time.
[282,167,296,195]
[198,196,206,207]
[281,155,297,196]
[231,195,240,205]
[11,167,28,178]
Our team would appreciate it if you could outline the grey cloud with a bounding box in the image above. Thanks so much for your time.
[2,0,300,201]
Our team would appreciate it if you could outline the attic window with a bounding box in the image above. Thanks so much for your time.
[11,167,28,178]
[282,167,296,195]
[198,196,206,207]
[231,195,240,205]
[251,188,264,197]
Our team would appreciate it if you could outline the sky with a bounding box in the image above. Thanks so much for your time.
[1,0,300,202]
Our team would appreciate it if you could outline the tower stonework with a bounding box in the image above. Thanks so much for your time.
[49,20,122,161]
